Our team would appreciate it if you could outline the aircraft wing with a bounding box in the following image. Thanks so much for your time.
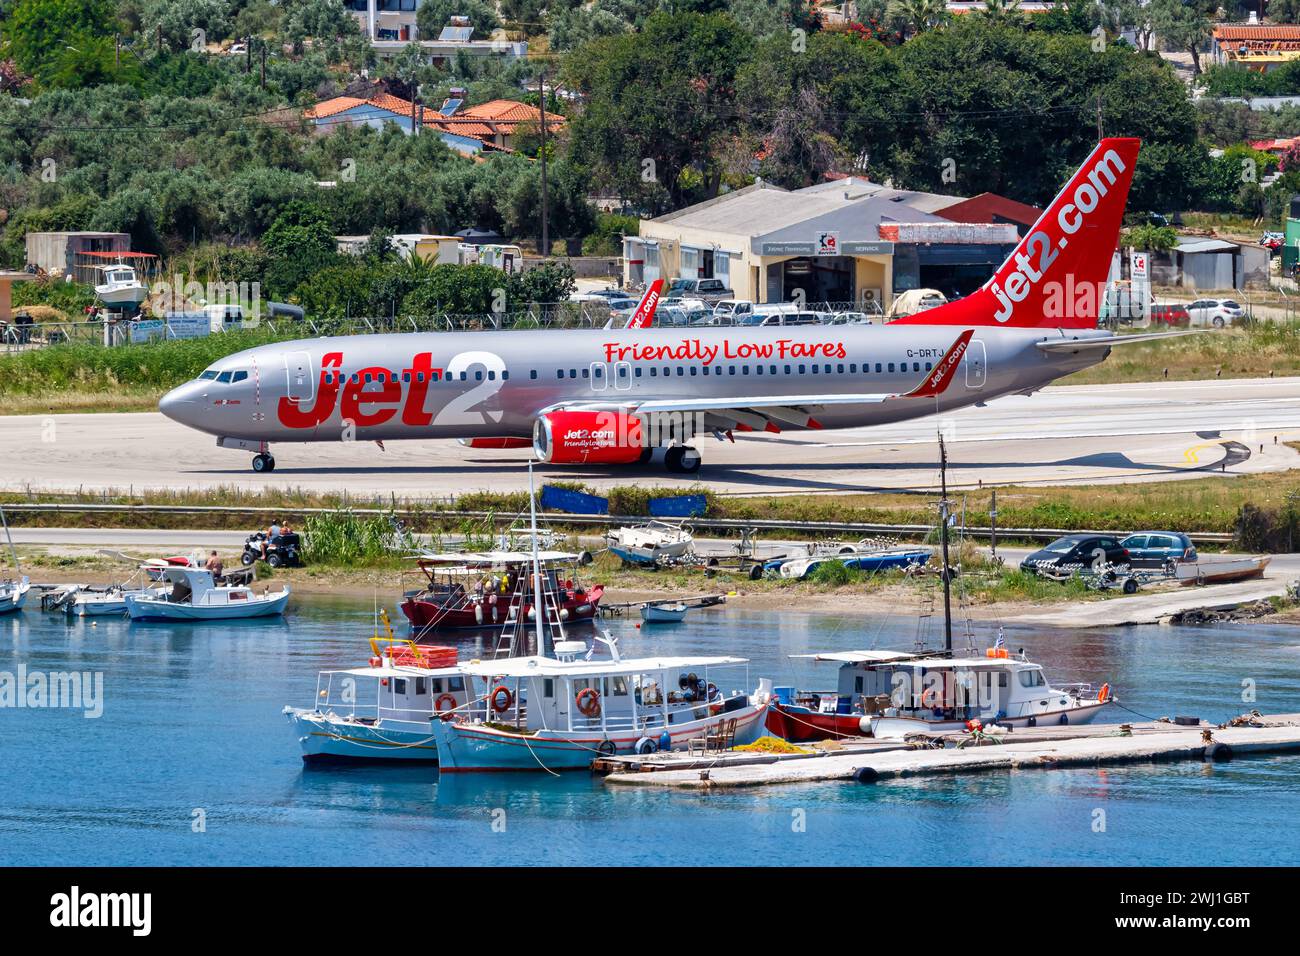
[1035,329,1207,353]
[551,330,973,434]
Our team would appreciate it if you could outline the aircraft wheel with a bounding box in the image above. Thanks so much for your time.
[665,446,701,474]
[252,454,270,473]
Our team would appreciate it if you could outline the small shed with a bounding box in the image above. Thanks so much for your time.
[1174,238,1269,290]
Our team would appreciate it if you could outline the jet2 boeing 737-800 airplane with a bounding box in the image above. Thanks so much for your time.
[159,137,1188,474]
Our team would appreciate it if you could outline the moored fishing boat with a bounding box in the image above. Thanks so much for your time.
[766,647,1114,742]
[0,575,30,615]
[640,601,689,623]
[65,584,162,617]
[399,551,603,632]
[431,648,769,772]
[284,634,492,762]
[125,566,289,621]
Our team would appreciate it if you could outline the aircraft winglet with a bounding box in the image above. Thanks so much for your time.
[897,329,974,399]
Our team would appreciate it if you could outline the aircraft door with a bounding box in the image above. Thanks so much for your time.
[964,339,987,389]
[613,362,632,390]
[285,351,314,403]
[590,362,608,391]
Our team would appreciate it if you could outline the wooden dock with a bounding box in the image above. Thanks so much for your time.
[601,714,1300,789]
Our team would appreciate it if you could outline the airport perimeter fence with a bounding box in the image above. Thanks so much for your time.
[2,299,895,353]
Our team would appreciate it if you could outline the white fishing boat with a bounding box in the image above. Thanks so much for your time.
[93,264,149,310]
[65,584,163,617]
[606,521,693,566]
[0,575,30,615]
[0,505,27,614]
[124,565,289,621]
[767,647,1113,741]
[430,644,769,772]
[285,635,485,762]
[640,601,689,623]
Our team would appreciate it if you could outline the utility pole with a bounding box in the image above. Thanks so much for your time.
[260,43,267,90]
[989,488,998,565]
[938,436,953,654]
[538,70,550,258]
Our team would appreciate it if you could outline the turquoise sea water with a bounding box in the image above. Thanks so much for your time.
[2,595,1298,866]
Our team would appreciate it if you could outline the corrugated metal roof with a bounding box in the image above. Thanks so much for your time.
[1176,239,1239,254]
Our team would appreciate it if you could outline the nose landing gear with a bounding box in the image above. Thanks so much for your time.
[252,453,276,473]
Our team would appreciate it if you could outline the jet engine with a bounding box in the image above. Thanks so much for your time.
[532,410,647,464]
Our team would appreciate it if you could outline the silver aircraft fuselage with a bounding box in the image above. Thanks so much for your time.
[158,323,1108,445]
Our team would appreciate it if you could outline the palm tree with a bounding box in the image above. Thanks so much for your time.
[974,0,1024,23]
[887,0,949,37]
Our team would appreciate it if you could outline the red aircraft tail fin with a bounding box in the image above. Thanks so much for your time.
[624,279,664,329]
[892,137,1139,330]
[897,329,974,399]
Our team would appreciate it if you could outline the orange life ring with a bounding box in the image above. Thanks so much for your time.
[576,687,601,717]
[435,693,458,714]
[490,684,515,714]
[369,656,382,668]
[1098,683,1111,702]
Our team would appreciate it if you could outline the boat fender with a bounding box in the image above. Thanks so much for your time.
[658,730,672,752]
[634,736,658,755]
[858,716,874,736]
[575,605,591,615]
[1027,716,1036,727]
[1209,742,1234,762]
[596,740,617,757]
[560,608,570,620]
[853,767,879,784]
[490,685,515,714]
[475,604,484,625]
[1098,683,1110,702]
[1058,714,1069,725]
[435,694,458,714]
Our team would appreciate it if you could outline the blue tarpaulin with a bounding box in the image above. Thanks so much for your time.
[648,494,708,518]
[540,485,609,515]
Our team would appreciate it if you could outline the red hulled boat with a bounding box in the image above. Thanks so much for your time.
[399,550,604,633]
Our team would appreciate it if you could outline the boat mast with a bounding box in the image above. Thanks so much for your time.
[0,504,20,574]
[527,460,546,657]
[938,436,953,654]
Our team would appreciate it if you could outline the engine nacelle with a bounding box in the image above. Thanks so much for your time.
[533,411,645,464]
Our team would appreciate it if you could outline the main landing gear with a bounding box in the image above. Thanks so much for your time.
[252,453,276,473]
[664,446,702,474]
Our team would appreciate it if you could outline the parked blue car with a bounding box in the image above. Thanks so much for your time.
[1118,532,1197,570]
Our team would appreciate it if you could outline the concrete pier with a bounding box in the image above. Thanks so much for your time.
[602,714,1300,789]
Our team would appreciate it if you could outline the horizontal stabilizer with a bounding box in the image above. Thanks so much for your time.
[1035,329,1207,353]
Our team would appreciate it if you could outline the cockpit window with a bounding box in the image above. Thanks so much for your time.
[216,371,233,384]
[231,370,248,383]
[199,370,219,381]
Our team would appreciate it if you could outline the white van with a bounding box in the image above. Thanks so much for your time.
[203,304,244,332]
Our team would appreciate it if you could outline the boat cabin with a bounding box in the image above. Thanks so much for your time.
[454,650,753,738]
[790,649,1092,723]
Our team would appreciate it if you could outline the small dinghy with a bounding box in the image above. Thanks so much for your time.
[641,601,689,623]
[125,566,289,621]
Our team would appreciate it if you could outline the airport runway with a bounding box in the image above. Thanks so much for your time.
[3,376,1300,497]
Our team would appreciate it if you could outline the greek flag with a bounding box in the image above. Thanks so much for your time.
[994,629,1005,649]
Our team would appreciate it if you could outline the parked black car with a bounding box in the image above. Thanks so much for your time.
[1118,532,1197,570]
[241,531,302,568]
[1020,534,1130,576]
